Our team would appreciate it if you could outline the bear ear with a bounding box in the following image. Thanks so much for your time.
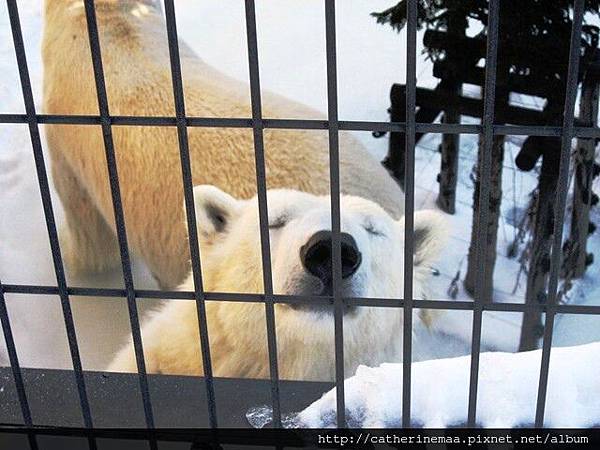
[400,210,447,267]
[191,185,242,245]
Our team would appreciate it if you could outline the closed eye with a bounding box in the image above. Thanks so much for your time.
[364,223,385,237]
[269,215,288,229]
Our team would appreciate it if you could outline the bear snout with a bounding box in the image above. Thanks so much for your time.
[299,230,362,284]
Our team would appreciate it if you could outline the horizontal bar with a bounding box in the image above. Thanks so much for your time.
[263,118,328,129]
[3,284,600,314]
[0,113,244,127]
[418,123,479,135]
[1,113,599,137]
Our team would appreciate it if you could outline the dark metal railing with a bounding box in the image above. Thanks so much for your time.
[401,0,418,428]
[7,0,93,438]
[162,0,218,430]
[535,0,586,428]
[244,0,282,428]
[467,0,500,426]
[83,0,155,435]
[0,0,594,438]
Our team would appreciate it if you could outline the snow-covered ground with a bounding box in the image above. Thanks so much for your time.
[0,0,599,375]
[294,341,600,428]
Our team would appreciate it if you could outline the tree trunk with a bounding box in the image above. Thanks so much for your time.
[564,77,599,278]
[519,140,561,351]
[464,134,505,301]
[437,113,460,214]
[436,13,466,215]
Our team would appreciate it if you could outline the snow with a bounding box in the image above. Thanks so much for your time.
[293,342,600,428]
[0,0,599,375]
[246,405,299,429]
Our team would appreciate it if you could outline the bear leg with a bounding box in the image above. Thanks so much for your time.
[51,153,121,277]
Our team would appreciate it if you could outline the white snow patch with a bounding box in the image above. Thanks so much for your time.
[296,342,600,428]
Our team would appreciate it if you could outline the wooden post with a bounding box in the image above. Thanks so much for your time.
[564,75,599,278]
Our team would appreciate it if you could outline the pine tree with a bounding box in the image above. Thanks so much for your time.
[374,1,599,314]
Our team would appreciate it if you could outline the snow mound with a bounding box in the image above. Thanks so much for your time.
[294,342,600,428]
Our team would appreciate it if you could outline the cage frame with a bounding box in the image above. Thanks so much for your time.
[0,0,596,439]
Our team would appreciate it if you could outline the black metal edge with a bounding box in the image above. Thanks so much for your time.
[401,0,418,428]
[467,0,500,427]
[6,0,94,434]
[243,0,283,428]
[324,0,346,428]
[162,0,218,429]
[82,0,155,430]
[534,0,586,427]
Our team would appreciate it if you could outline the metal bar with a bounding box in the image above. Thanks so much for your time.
[4,283,600,314]
[467,0,500,427]
[244,0,282,428]
[324,0,346,428]
[3,113,600,138]
[82,0,154,430]
[339,120,406,132]
[0,280,32,426]
[1,0,596,434]
[162,0,218,429]
[6,0,95,434]
[573,125,600,138]
[415,123,480,135]
[493,125,562,137]
[263,118,329,130]
[401,0,418,428]
[535,0,585,427]
[0,282,40,450]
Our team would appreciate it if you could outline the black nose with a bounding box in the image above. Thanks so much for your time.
[300,230,362,282]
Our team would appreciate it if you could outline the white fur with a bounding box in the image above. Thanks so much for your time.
[109,186,447,381]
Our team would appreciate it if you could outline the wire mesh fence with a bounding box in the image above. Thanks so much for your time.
[0,0,597,437]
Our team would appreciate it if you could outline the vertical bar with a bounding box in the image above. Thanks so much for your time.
[162,0,218,429]
[401,0,418,428]
[467,0,500,426]
[83,0,155,430]
[324,0,346,428]
[244,0,282,427]
[535,0,585,427]
[6,0,95,433]
[0,279,32,426]
[0,283,39,449]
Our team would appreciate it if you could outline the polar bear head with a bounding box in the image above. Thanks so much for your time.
[189,185,446,379]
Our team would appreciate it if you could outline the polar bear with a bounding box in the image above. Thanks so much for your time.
[109,186,445,381]
[42,0,405,289]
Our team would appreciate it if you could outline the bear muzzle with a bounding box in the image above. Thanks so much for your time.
[292,230,362,316]
[299,230,362,282]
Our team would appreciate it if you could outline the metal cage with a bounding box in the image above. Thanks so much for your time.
[0,0,598,444]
